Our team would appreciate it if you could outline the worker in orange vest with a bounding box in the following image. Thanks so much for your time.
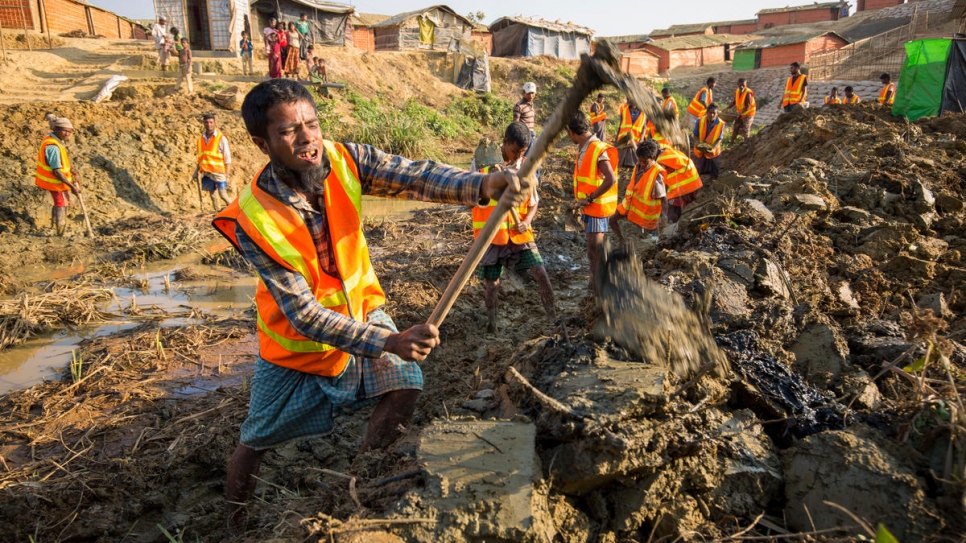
[193,113,233,210]
[692,104,726,183]
[616,99,647,170]
[212,79,530,526]
[36,117,82,236]
[877,73,896,106]
[610,139,667,244]
[661,87,679,119]
[687,77,716,128]
[726,78,756,145]
[589,93,607,140]
[473,122,555,333]
[657,142,702,223]
[566,110,618,293]
[844,85,861,104]
[780,62,808,113]
[825,87,842,105]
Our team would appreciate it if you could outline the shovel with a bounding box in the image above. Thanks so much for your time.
[76,192,94,238]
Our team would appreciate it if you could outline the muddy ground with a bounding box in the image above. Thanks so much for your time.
[0,50,964,543]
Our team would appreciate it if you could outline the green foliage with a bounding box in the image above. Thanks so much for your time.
[555,64,576,80]
[310,87,341,137]
[70,349,83,383]
[465,10,485,24]
[342,90,457,159]
[448,92,514,128]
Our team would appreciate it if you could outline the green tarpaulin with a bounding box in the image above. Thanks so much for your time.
[732,49,756,72]
[893,39,952,121]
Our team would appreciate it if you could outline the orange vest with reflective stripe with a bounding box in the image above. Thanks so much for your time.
[36,136,72,192]
[735,88,756,118]
[472,165,534,245]
[573,139,619,218]
[658,146,702,199]
[663,97,679,117]
[693,117,725,159]
[197,131,227,174]
[617,163,664,230]
[782,75,807,108]
[687,87,712,117]
[212,141,386,377]
[645,120,667,146]
[878,83,896,105]
[845,95,861,104]
[617,105,646,143]
[825,96,841,105]
[589,102,607,124]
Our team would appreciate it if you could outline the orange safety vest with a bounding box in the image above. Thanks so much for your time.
[617,105,647,144]
[658,146,702,200]
[644,120,668,146]
[735,88,756,118]
[472,165,534,245]
[878,83,896,105]
[693,117,725,159]
[845,95,861,104]
[197,131,228,175]
[781,74,807,108]
[663,96,679,117]
[589,102,607,124]
[212,141,386,377]
[617,163,665,230]
[687,87,712,118]
[825,96,842,105]
[573,139,619,218]
[35,135,72,192]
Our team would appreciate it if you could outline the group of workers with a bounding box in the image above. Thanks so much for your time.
[30,60,904,530]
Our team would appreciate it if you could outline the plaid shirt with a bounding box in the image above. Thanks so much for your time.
[234,142,484,360]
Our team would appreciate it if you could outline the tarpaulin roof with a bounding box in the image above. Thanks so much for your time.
[650,22,714,37]
[489,16,594,37]
[250,0,354,14]
[597,34,651,44]
[646,34,749,51]
[712,19,758,27]
[738,31,846,49]
[352,13,390,26]
[757,2,848,15]
[372,5,473,28]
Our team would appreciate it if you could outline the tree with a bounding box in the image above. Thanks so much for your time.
[465,11,485,24]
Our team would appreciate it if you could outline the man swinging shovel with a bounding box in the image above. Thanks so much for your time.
[35,116,94,237]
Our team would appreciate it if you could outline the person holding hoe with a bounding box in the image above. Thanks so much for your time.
[36,117,82,236]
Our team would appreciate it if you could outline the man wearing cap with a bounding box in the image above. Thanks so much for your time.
[36,117,81,236]
[152,16,169,71]
[514,82,537,135]
[192,113,232,210]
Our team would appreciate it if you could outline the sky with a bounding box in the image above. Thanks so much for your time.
[93,0,852,37]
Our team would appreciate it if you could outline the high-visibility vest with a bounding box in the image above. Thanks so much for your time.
[35,135,72,192]
[573,139,619,218]
[617,163,664,230]
[781,75,807,108]
[878,83,896,105]
[663,97,679,117]
[197,131,228,175]
[589,102,607,124]
[617,106,646,144]
[645,120,667,146]
[472,165,534,245]
[687,87,712,118]
[825,96,842,105]
[693,117,725,159]
[735,88,756,118]
[212,141,386,377]
[845,95,861,104]
[658,146,702,199]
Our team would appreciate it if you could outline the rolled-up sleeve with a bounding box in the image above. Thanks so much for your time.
[235,225,392,359]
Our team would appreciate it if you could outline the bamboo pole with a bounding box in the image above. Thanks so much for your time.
[19,2,30,51]
[40,0,52,48]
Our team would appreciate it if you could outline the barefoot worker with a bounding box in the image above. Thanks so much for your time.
[35,117,82,236]
[473,121,556,333]
[192,113,233,210]
[211,79,529,525]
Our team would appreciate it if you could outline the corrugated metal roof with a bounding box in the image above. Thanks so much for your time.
[738,30,846,49]
[371,5,472,28]
[646,34,750,50]
[597,34,650,44]
[650,22,714,37]
[352,13,391,26]
[488,16,594,36]
[757,2,848,15]
[712,19,758,27]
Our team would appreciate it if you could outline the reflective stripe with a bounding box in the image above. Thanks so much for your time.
[618,105,646,142]
[687,87,711,117]
[878,83,895,105]
[197,133,227,174]
[323,140,362,213]
[736,88,756,118]
[236,184,316,289]
[36,137,72,191]
[782,75,807,108]
[576,191,618,204]
[257,313,335,353]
